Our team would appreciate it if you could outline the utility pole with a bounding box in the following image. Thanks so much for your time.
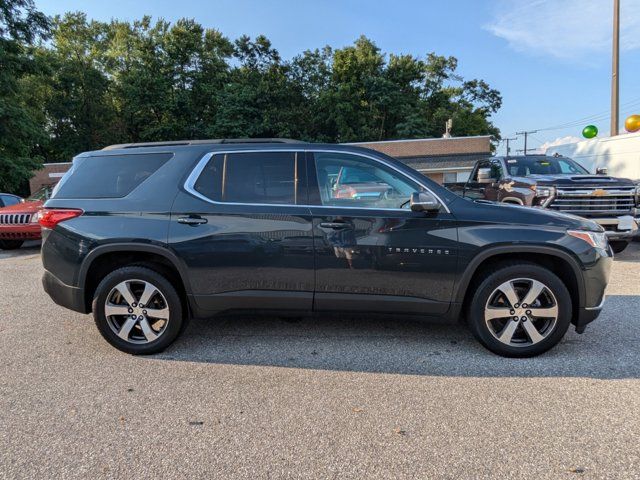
[515,130,538,155]
[611,0,620,136]
[503,137,517,156]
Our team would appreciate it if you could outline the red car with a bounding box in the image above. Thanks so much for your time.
[0,186,51,250]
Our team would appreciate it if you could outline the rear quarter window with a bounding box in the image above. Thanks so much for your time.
[53,153,172,199]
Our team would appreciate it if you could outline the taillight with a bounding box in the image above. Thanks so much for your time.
[38,209,83,229]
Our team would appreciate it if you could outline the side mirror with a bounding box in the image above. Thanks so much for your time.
[596,167,608,175]
[410,191,441,213]
[477,167,496,184]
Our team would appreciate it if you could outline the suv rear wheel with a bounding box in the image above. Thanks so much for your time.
[92,266,184,354]
[467,263,572,357]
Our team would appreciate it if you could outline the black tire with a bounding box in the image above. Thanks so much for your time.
[467,262,572,358]
[92,266,184,354]
[609,240,629,254]
[0,240,24,250]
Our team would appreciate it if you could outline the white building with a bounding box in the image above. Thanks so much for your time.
[545,132,640,181]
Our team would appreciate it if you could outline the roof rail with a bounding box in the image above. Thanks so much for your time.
[102,138,305,150]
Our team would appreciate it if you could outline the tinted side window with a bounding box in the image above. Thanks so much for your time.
[223,152,297,204]
[312,152,420,209]
[53,153,172,199]
[193,155,224,201]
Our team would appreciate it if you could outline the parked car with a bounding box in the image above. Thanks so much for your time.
[0,186,52,250]
[446,155,639,253]
[41,140,612,357]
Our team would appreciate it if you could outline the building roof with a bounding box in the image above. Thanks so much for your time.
[399,153,490,172]
[346,135,492,158]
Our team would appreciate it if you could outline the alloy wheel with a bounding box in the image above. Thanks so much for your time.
[104,279,170,344]
[484,278,559,347]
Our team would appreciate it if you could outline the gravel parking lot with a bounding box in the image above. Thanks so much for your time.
[1,241,639,479]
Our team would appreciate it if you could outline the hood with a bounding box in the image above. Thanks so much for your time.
[457,197,602,232]
[0,199,44,214]
[523,174,636,187]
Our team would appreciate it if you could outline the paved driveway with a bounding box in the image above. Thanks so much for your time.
[1,242,639,479]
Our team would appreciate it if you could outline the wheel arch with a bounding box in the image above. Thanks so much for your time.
[501,197,524,205]
[454,245,584,324]
[79,244,192,313]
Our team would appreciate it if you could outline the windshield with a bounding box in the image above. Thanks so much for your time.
[27,186,52,202]
[505,157,589,176]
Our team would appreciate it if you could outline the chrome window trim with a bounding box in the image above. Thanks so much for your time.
[183,148,451,213]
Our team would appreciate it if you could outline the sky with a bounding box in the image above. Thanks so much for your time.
[36,0,640,155]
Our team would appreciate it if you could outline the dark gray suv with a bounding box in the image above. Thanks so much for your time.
[41,139,612,357]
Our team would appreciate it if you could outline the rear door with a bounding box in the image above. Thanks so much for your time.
[307,150,458,315]
[169,149,315,315]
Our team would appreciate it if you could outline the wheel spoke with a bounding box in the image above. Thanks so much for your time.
[521,319,544,343]
[104,304,130,317]
[485,307,513,321]
[138,282,157,307]
[521,280,545,307]
[117,317,137,340]
[498,319,520,343]
[145,307,169,320]
[139,318,158,342]
[497,281,520,307]
[529,306,558,318]
[114,281,136,306]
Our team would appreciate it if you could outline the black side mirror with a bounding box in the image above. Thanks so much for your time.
[410,192,441,213]
[596,167,608,175]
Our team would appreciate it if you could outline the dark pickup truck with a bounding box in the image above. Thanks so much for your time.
[447,155,639,253]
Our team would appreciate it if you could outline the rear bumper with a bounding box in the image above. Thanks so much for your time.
[0,224,41,240]
[42,269,88,314]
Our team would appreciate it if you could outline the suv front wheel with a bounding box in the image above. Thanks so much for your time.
[92,266,184,354]
[467,263,572,357]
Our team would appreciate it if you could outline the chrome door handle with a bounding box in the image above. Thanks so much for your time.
[177,216,208,225]
[319,222,348,229]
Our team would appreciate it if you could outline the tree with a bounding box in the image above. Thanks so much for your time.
[19,18,502,166]
[0,0,49,194]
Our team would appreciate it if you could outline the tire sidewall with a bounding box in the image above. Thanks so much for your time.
[92,266,183,355]
[468,264,572,357]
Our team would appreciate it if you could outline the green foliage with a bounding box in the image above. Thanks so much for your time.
[0,0,49,194]
[3,11,502,193]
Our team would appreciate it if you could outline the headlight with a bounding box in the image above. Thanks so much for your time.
[535,186,554,198]
[567,230,608,250]
[31,210,42,223]
[635,186,640,205]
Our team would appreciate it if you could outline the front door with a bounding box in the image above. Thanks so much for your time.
[169,150,315,315]
[307,151,458,315]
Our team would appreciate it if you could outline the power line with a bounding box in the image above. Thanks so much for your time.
[506,95,640,138]
[515,130,538,155]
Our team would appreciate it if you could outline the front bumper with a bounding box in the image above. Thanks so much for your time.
[0,223,41,240]
[42,269,88,314]
[594,215,639,241]
[575,296,606,333]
